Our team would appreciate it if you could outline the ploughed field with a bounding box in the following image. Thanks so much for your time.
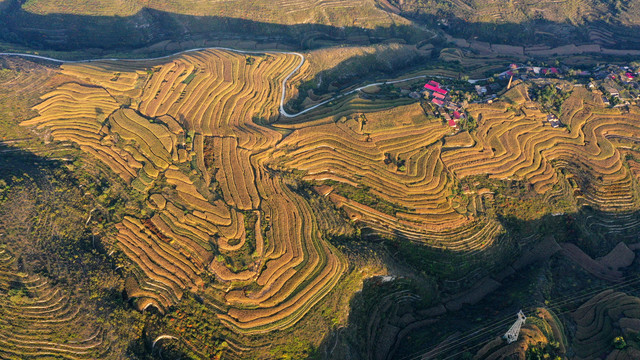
[17,49,640,355]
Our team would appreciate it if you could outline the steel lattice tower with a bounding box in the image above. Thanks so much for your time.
[503,310,527,344]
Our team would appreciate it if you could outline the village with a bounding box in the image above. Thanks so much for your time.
[418,80,466,129]
[401,61,640,133]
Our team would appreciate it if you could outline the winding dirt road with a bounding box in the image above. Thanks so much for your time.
[0,47,492,118]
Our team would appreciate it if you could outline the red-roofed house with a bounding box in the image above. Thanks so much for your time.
[432,98,445,106]
[550,67,559,74]
[448,119,457,127]
[510,63,518,69]
[626,72,634,80]
[433,92,445,100]
[541,68,548,75]
[434,87,447,95]
[428,80,440,87]
[425,84,448,95]
[453,111,462,119]
[424,84,438,92]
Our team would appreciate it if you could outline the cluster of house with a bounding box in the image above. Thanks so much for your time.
[423,80,448,106]
[591,64,640,104]
[474,62,629,105]
[422,80,465,128]
[592,64,639,81]
[495,64,564,85]
[402,62,640,132]
[522,66,559,76]
[546,114,561,128]
[508,63,640,104]
[474,83,502,102]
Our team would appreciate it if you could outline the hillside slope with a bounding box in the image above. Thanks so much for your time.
[390,0,640,47]
[0,0,412,53]
[2,0,640,53]
[21,0,394,26]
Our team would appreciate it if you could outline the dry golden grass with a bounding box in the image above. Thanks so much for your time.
[21,0,403,30]
[269,102,507,252]
[442,83,640,208]
[444,131,475,148]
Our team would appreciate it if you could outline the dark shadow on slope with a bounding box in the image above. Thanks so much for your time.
[311,202,640,360]
[1,0,640,57]
[0,143,154,358]
[384,0,640,49]
[283,44,443,114]
[0,1,427,55]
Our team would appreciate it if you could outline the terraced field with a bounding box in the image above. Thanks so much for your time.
[21,49,347,336]
[0,247,109,359]
[572,290,640,359]
[272,104,515,264]
[442,85,640,212]
[21,0,397,28]
[270,80,640,286]
[18,47,640,358]
[9,0,407,54]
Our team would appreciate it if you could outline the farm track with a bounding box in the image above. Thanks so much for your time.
[0,47,490,119]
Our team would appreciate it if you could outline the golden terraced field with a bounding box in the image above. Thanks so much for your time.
[22,49,348,336]
[19,48,640,353]
[443,84,640,212]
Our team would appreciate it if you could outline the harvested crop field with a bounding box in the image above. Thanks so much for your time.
[442,84,640,211]
[21,49,347,339]
[18,48,640,358]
